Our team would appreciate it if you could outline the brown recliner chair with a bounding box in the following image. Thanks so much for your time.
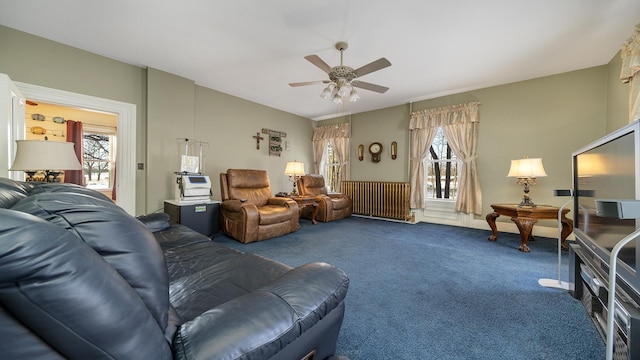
[220,169,300,243]
[298,174,352,222]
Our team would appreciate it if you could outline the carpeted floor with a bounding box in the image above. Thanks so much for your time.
[214,216,604,359]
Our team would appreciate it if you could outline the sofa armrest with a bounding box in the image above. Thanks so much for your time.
[137,212,171,232]
[327,192,347,199]
[221,199,249,212]
[313,194,334,211]
[173,263,348,360]
[267,197,298,209]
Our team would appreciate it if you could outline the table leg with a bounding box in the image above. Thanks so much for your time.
[310,203,318,225]
[560,216,574,250]
[486,212,500,241]
[511,216,537,253]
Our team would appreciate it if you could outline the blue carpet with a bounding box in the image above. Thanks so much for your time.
[214,217,604,359]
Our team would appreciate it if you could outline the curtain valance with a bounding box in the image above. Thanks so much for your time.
[621,23,640,83]
[409,102,480,129]
[312,123,350,140]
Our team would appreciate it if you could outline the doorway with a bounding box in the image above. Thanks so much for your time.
[25,101,118,199]
[15,81,137,215]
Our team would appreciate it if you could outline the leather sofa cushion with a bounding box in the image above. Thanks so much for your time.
[10,192,170,332]
[259,204,295,225]
[156,225,293,321]
[0,177,30,208]
[137,212,172,232]
[28,182,114,202]
[226,169,272,207]
[0,210,171,360]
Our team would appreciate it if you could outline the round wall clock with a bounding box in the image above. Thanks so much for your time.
[369,142,383,163]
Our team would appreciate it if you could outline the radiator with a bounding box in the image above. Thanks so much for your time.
[342,181,412,221]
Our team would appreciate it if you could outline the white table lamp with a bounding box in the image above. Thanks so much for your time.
[284,161,305,196]
[10,140,82,182]
[507,157,547,207]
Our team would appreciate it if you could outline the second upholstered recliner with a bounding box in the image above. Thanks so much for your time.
[298,174,352,222]
[220,169,300,243]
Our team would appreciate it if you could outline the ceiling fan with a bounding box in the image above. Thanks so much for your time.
[289,41,391,104]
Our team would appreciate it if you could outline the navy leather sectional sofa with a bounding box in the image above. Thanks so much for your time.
[0,178,349,359]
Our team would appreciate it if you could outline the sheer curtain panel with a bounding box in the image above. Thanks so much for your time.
[621,23,640,123]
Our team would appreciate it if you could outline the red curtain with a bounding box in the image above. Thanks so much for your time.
[111,166,117,200]
[66,120,85,186]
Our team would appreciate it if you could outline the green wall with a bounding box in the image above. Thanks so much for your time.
[0,24,631,226]
[194,86,313,203]
[146,69,196,212]
[0,25,148,213]
[606,51,631,132]
[320,62,629,231]
[0,25,313,214]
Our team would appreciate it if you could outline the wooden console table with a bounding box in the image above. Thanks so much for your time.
[485,204,573,252]
[289,196,318,225]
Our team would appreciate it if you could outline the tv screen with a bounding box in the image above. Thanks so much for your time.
[574,123,639,277]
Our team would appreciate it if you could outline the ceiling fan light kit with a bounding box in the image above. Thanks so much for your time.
[290,41,391,104]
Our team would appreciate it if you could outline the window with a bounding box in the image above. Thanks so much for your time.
[424,128,459,201]
[324,142,340,192]
[83,126,116,190]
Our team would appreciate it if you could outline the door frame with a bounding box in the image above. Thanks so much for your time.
[15,82,137,215]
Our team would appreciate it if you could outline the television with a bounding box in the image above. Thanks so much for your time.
[573,120,640,304]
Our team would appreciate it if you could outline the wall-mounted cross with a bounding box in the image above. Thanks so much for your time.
[253,132,264,149]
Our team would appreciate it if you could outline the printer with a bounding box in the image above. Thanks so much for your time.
[175,174,212,202]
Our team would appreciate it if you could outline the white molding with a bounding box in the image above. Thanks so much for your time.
[15,82,137,215]
[1,74,25,180]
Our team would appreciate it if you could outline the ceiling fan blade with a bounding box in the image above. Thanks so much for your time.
[304,55,333,73]
[353,57,391,78]
[289,80,329,87]
[352,80,389,94]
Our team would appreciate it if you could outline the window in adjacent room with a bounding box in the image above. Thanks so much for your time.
[83,125,116,191]
[423,127,459,202]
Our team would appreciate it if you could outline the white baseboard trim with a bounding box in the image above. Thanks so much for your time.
[413,208,575,241]
[351,214,416,224]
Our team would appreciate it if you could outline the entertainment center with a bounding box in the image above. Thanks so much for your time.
[569,120,640,360]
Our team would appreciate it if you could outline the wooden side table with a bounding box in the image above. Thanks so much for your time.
[485,204,573,252]
[289,196,319,225]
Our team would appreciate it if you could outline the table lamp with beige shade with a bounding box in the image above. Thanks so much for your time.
[507,157,547,207]
[10,140,82,182]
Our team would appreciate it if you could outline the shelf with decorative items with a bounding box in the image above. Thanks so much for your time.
[26,112,67,141]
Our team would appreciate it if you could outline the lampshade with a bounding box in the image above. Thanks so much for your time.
[349,88,360,102]
[320,84,334,99]
[322,81,360,104]
[332,92,343,105]
[10,140,82,171]
[507,158,547,178]
[337,83,351,97]
[284,161,305,176]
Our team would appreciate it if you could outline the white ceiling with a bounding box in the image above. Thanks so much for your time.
[1,1,639,120]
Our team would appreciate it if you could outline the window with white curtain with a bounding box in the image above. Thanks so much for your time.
[423,128,460,203]
[322,141,340,192]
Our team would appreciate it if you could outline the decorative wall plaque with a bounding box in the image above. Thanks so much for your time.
[262,128,287,157]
